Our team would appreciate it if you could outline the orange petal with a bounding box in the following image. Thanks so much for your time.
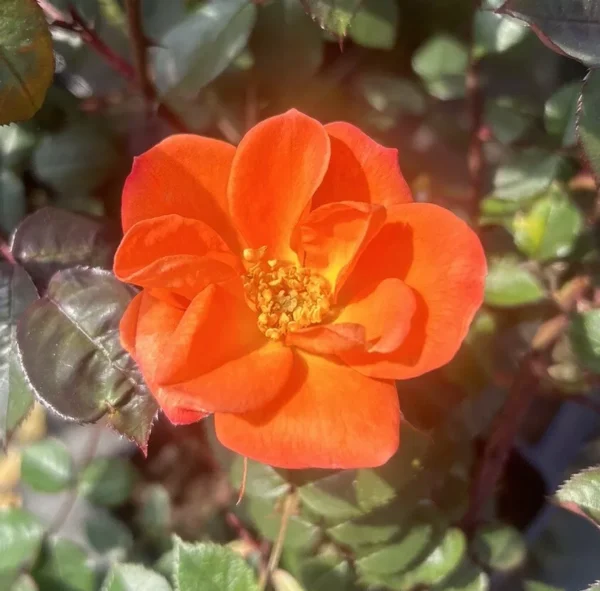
[154,283,294,414]
[301,201,386,296]
[285,323,366,355]
[215,352,400,469]
[228,110,330,261]
[126,292,209,425]
[340,203,486,380]
[311,122,413,210]
[121,134,238,251]
[114,215,241,300]
[120,291,143,356]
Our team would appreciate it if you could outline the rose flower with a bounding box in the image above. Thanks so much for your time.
[114,109,486,469]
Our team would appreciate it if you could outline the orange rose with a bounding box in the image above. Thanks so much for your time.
[114,110,486,469]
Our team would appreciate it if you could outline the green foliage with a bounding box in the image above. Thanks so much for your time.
[78,457,137,507]
[21,438,74,493]
[578,70,600,182]
[544,82,580,146]
[569,311,600,374]
[472,523,527,572]
[173,537,259,590]
[556,467,600,527]
[0,263,38,448]
[412,35,468,100]
[348,0,398,50]
[484,258,546,307]
[101,563,172,591]
[86,510,134,559]
[0,508,44,575]
[300,0,362,38]
[0,0,53,124]
[499,0,600,66]
[0,170,26,235]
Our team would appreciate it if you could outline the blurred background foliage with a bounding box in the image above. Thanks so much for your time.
[1,0,600,589]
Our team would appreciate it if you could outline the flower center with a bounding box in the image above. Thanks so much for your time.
[242,248,332,341]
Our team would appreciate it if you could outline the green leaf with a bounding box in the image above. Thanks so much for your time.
[513,189,583,261]
[398,528,466,588]
[101,563,172,591]
[173,537,259,591]
[0,170,26,235]
[230,457,290,500]
[556,467,600,526]
[0,508,44,574]
[499,0,600,66]
[152,0,257,97]
[251,0,324,89]
[356,74,426,117]
[300,0,362,38]
[493,148,562,201]
[472,523,526,572]
[484,98,531,145]
[578,70,600,182]
[0,262,37,448]
[86,510,134,559]
[0,0,53,124]
[432,559,489,591]
[545,82,580,147]
[21,438,74,493]
[11,208,119,287]
[271,570,306,591]
[523,581,565,591]
[298,555,357,591]
[412,35,468,100]
[568,311,600,374]
[484,258,546,307]
[32,123,119,196]
[79,457,137,507]
[474,10,527,58]
[137,484,171,541]
[349,0,398,50]
[0,124,37,171]
[17,268,153,427]
[32,538,95,591]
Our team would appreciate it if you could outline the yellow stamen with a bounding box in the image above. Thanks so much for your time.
[243,255,332,340]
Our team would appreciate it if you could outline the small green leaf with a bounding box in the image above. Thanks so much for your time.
[432,559,489,591]
[0,263,37,448]
[493,148,562,201]
[298,555,356,591]
[86,510,134,559]
[152,0,257,97]
[101,563,172,591]
[484,98,531,145]
[499,0,600,66]
[484,258,545,307]
[412,35,468,100]
[0,124,37,171]
[569,311,600,374]
[301,0,362,38]
[21,438,74,493]
[0,508,44,574]
[513,190,582,261]
[231,457,290,499]
[0,170,26,235]
[137,484,171,541]
[474,10,527,57]
[349,0,398,50]
[556,467,600,526]
[17,268,149,425]
[32,538,95,591]
[32,123,119,196]
[545,82,580,147]
[0,0,54,124]
[271,570,306,591]
[523,582,565,591]
[11,208,119,287]
[578,70,600,182]
[472,523,526,572]
[79,457,137,507]
[173,537,259,591]
[8,573,38,591]
[356,74,426,116]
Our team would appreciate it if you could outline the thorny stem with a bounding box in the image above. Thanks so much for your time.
[462,352,543,532]
[48,422,103,534]
[466,0,485,226]
[258,491,299,591]
[40,1,188,132]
